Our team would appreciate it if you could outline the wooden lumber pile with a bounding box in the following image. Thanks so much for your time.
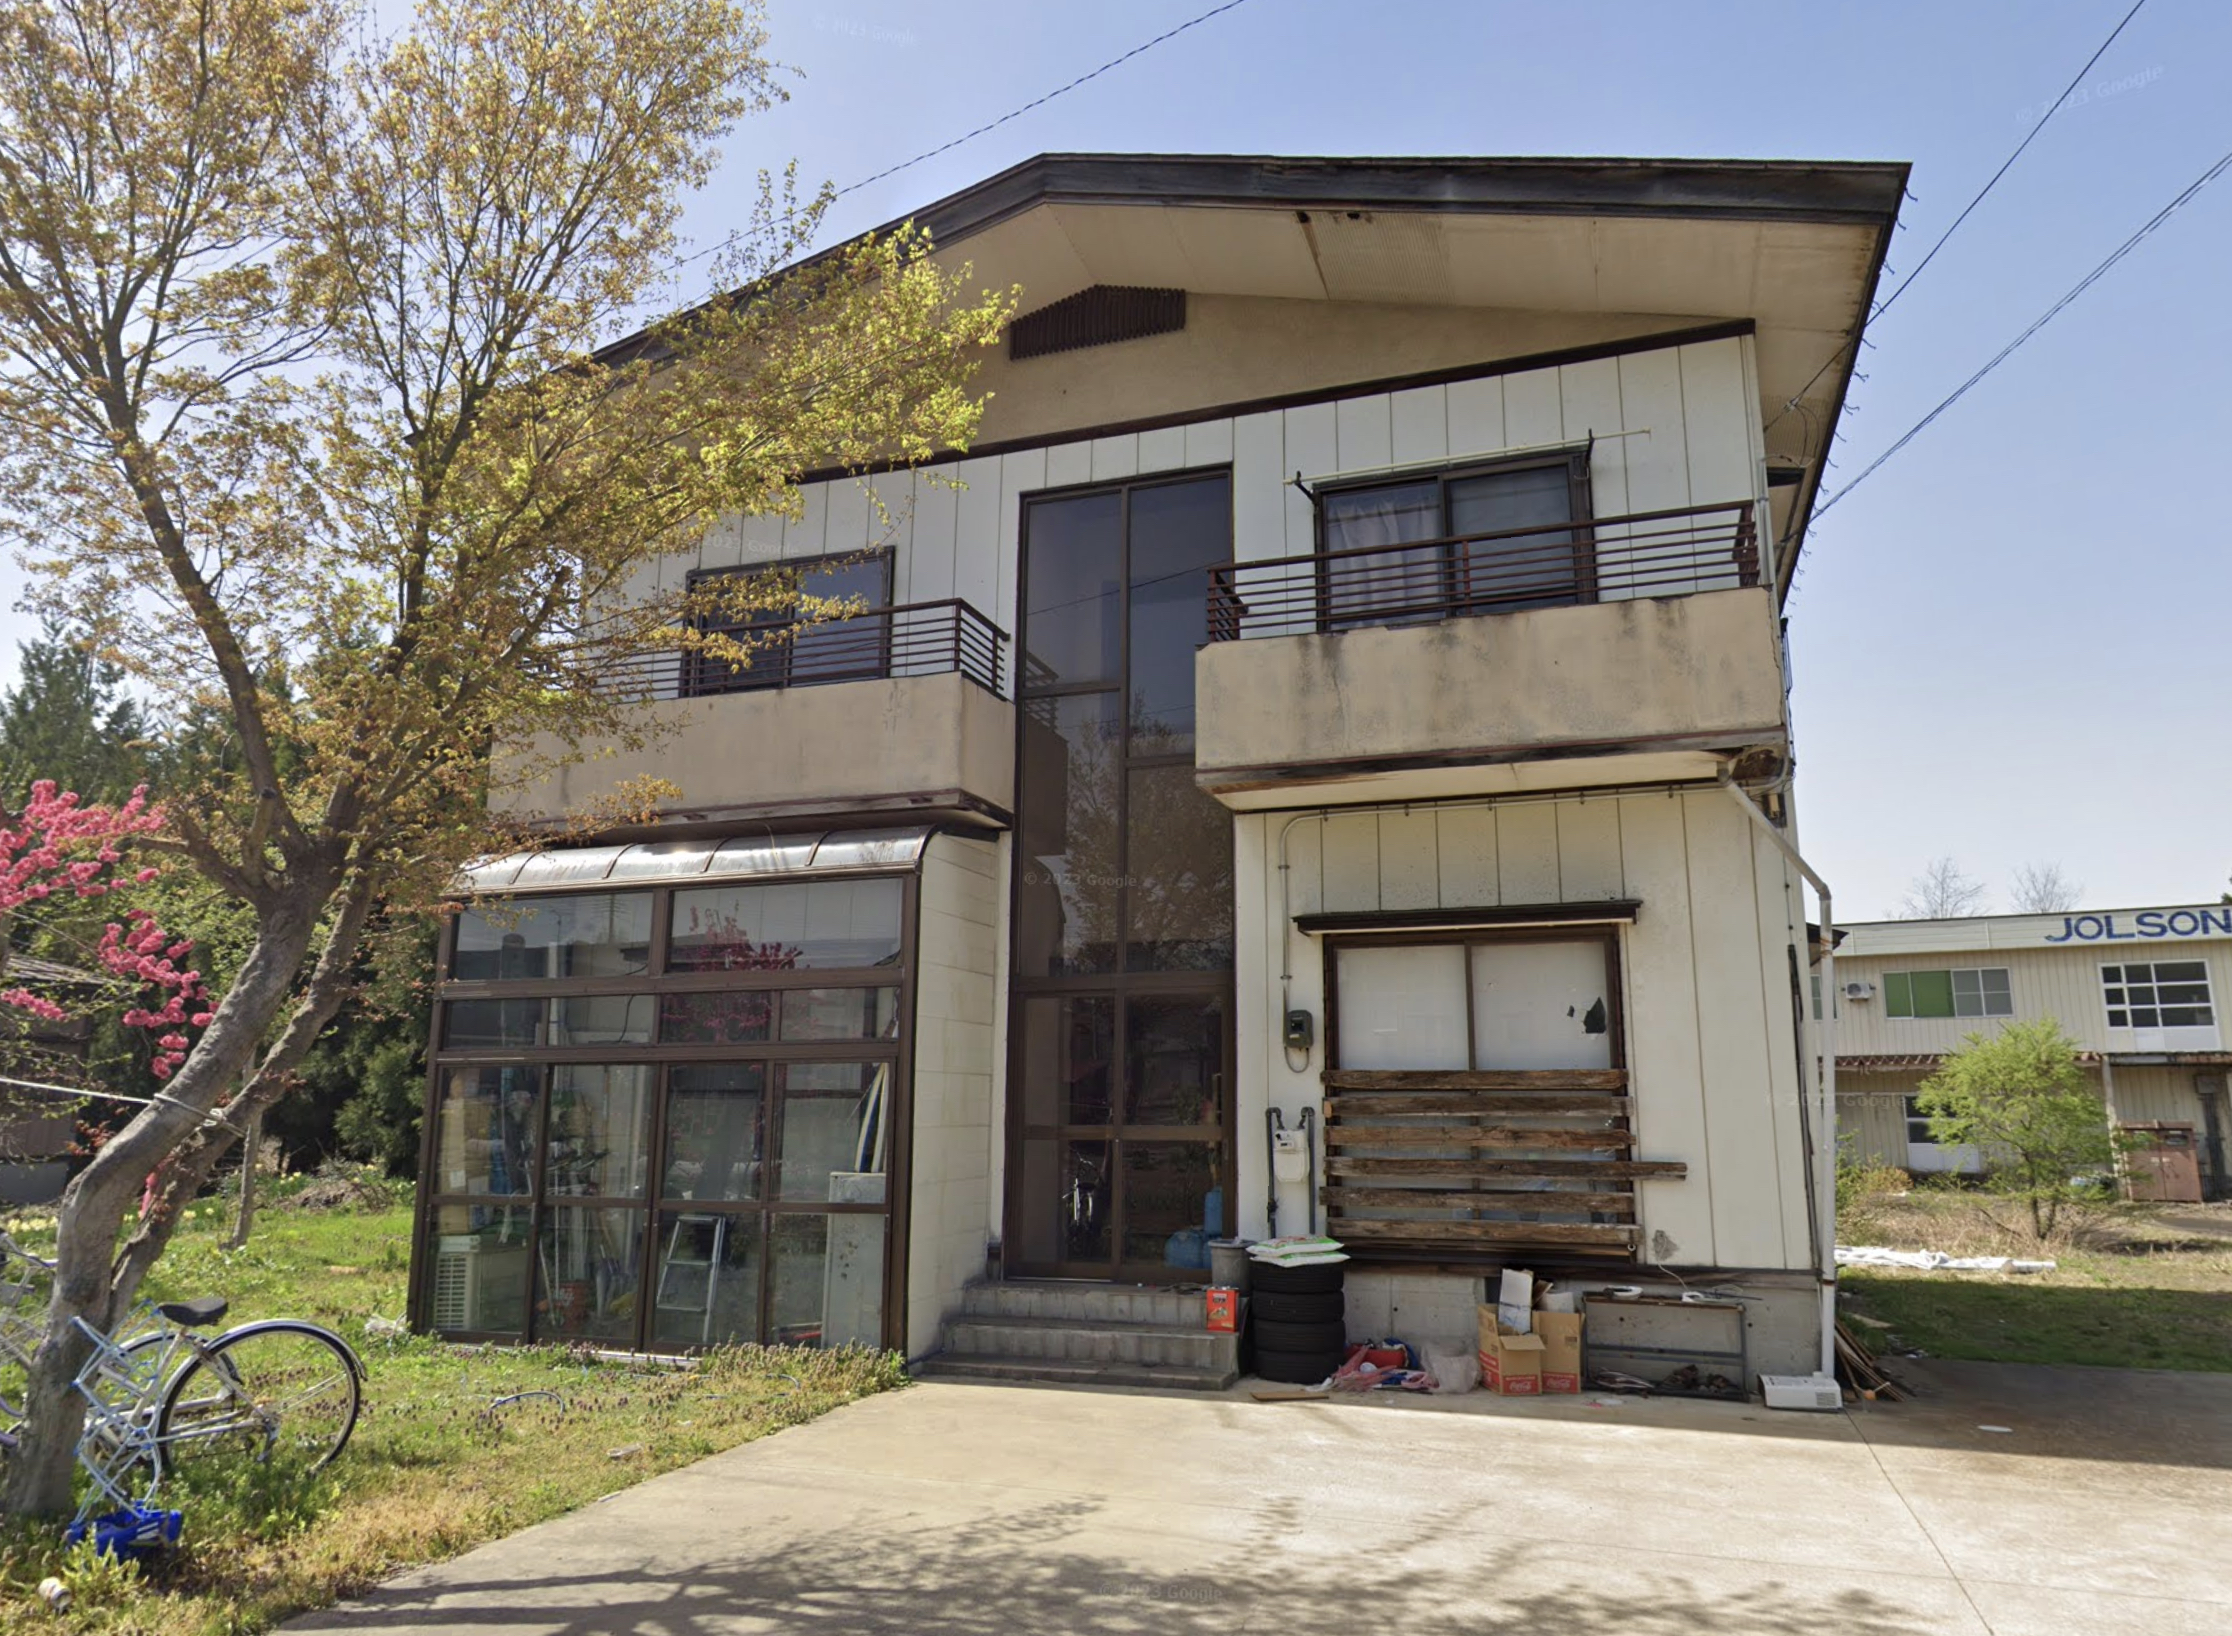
[1833,1319,1907,1402]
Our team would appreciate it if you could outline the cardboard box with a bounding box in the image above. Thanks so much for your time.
[1533,1309,1584,1392]
[1204,1287,1240,1333]
[1476,1304,1546,1395]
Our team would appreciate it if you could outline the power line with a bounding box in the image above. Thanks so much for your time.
[662,0,1257,294]
[1816,143,2232,517]
[1767,0,2149,434]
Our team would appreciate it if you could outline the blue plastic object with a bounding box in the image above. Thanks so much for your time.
[1163,1227,1209,1270]
[65,1504,182,1560]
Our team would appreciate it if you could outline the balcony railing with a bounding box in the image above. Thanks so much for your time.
[1206,500,1759,642]
[593,598,1007,701]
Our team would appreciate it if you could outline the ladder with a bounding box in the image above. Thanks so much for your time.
[654,1214,726,1347]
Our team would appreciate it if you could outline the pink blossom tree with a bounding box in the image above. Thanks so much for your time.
[0,781,213,1083]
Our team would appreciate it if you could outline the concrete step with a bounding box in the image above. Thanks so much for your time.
[912,1354,1238,1392]
[939,1313,1239,1372]
[960,1279,1206,1327]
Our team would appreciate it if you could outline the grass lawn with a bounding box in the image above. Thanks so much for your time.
[0,1180,905,1634]
[1837,1185,2232,1373]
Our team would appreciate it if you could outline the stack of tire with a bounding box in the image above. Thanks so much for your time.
[1248,1259,1348,1384]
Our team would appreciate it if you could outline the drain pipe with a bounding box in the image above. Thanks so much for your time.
[1719,776,1839,1382]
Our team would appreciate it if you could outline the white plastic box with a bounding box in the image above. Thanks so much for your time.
[1760,1372,1842,1412]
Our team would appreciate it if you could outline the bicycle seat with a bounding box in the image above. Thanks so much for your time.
[156,1296,229,1328]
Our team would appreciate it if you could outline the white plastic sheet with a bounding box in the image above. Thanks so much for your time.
[1835,1244,2056,1274]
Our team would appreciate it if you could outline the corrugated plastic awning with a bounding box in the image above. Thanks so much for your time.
[458,826,932,896]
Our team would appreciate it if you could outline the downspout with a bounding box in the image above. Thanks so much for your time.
[1719,775,1839,1381]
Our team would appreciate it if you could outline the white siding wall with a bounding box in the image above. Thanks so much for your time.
[1237,786,1817,1273]
[641,334,1768,694]
[905,833,1000,1357]
[1833,940,2232,1058]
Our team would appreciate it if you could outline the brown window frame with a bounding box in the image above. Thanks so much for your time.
[1318,925,1656,1269]
[681,549,895,698]
[413,872,916,1352]
[1311,447,1597,630]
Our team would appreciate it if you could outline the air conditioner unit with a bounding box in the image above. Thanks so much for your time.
[1842,981,1876,1002]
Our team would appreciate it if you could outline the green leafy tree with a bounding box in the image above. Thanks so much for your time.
[0,616,154,804]
[0,0,1012,1514]
[1916,1018,2115,1240]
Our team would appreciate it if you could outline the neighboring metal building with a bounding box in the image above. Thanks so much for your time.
[411,152,1906,1384]
[1834,907,2232,1198]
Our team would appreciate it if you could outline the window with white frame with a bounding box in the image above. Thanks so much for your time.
[1883,967,2012,1020]
[2102,960,2215,1030]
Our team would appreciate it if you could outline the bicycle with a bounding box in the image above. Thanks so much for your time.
[0,1231,364,1519]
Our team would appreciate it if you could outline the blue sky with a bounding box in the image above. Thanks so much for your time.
[10,0,2227,919]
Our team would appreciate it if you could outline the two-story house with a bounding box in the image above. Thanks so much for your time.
[1835,906,2231,1199]
[408,153,1905,1386]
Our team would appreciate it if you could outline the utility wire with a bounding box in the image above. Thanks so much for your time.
[1816,143,2232,516]
[1767,0,2149,434]
[0,1072,247,1136]
[661,0,1256,292]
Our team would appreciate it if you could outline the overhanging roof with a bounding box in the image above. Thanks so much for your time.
[625,152,1906,598]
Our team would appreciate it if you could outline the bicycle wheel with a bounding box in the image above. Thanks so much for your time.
[156,1321,361,1481]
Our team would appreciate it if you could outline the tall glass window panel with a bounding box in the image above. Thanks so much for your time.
[452,893,652,980]
[1468,941,1613,1071]
[544,1065,654,1199]
[1125,475,1231,752]
[777,1062,890,1203]
[1123,763,1233,971]
[1335,946,1467,1071]
[659,988,773,1044]
[442,998,541,1049]
[535,1207,645,1344]
[546,993,655,1047]
[1021,490,1123,689]
[669,878,903,972]
[433,1066,543,1195]
[1120,1142,1219,1266]
[423,1206,532,1335]
[1320,480,1441,629]
[1018,996,1116,1126]
[1449,466,1578,610]
[1125,996,1224,1126]
[787,554,893,685]
[651,1212,764,1349]
[662,1065,766,1203]
[1014,692,1123,977]
[763,1213,884,1350]
[778,986,900,1042]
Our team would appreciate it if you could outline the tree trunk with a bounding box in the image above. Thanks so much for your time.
[227,1109,263,1251]
[0,892,324,1518]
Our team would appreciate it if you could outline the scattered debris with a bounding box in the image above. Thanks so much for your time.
[283,1173,391,1211]
[1834,1320,1908,1402]
[1587,1370,1654,1394]
[1837,1245,2056,1274]
[364,1316,408,1341]
[490,1390,562,1412]
[37,1576,69,1612]
[606,1443,647,1460]
[1977,1425,2013,1434]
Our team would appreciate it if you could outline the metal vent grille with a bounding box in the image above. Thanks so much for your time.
[1009,285,1185,361]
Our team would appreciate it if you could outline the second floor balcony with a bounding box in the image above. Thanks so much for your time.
[492,598,1016,830]
[1194,500,1787,805]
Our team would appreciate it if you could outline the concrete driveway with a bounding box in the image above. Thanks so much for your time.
[290,1361,2232,1636]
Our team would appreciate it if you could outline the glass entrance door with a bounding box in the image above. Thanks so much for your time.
[1007,471,1235,1280]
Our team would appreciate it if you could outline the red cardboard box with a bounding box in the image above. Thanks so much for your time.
[1476,1304,1546,1395]
[1534,1309,1584,1393]
[1205,1286,1240,1333]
